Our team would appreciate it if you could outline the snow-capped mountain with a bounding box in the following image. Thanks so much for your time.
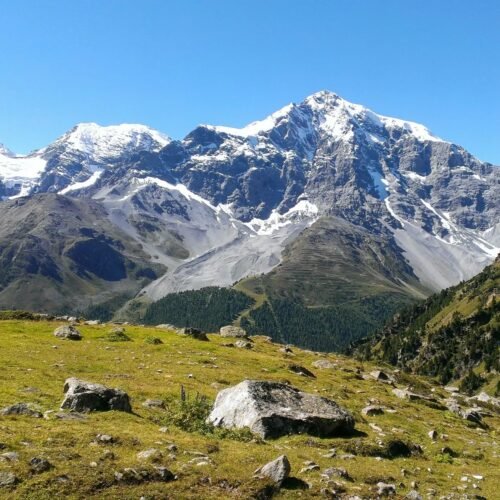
[0,91,498,327]
[0,123,170,198]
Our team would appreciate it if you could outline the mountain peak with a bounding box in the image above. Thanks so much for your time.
[0,143,14,157]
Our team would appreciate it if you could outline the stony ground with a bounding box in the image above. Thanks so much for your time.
[0,319,498,499]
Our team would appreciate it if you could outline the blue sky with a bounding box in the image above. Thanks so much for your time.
[1,0,499,163]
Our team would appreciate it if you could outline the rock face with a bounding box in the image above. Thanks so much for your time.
[254,455,291,485]
[219,325,247,338]
[60,378,132,413]
[54,325,82,340]
[207,380,355,439]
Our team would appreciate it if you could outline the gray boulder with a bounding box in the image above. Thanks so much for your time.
[253,455,290,485]
[0,403,42,418]
[207,380,354,439]
[312,359,337,369]
[220,325,247,338]
[54,325,82,340]
[30,457,53,473]
[377,482,396,496]
[361,405,384,416]
[61,378,132,413]
[235,340,253,349]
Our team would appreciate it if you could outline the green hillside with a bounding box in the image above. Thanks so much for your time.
[0,317,498,498]
[353,256,500,393]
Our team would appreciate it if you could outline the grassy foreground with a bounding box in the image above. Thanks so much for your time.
[0,319,498,499]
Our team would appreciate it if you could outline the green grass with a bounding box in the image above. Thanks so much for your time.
[0,319,498,499]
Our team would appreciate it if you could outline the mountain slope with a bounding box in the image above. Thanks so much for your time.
[0,194,165,314]
[0,91,498,349]
[352,256,499,391]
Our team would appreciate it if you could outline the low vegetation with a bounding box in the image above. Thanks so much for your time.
[0,318,498,498]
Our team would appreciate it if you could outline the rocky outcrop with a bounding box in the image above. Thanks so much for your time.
[207,380,354,438]
[60,378,132,413]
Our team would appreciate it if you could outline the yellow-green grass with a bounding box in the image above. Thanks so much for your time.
[0,320,498,499]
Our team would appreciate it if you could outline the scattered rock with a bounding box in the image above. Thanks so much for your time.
[444,386,460,393]
[219,325,247,338]
[279,345,293,354]
[142,399,165,409]
[370,370,394,383]
[362,405,384,416]
[0,403,42,418]
[300,462,320,473]
[312,359,337,369]
[253,455,290,485]
[0,471,19,487]
[61,378,132,413]
[405,490,422,500]
[114,467,175,484]
[208,380,355,439]
[84,320,100,325]
[0,452,19,462]
[428,430,438,440]
[321,467,351,480]
[137,449,163,462]
[289,364,316,378]
[235,340,253,349]
[95,434,116,444]
[30,457,53,473]
[178,327,208,341]
[377,482,396,496]
[53,325,82,341]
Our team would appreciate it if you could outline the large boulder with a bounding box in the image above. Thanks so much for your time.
[61,378,132,413]
[207,380,354,439]
[219,325,247,338]
[54,325,82,340]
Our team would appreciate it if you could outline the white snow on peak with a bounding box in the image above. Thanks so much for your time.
[57,123,170,159]
[208,103,294,138]
[305,90,444,143]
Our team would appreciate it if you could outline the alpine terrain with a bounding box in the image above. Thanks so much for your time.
[0,91,498,350]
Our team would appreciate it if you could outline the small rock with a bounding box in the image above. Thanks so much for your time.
[253,455,291,485]
[377,482,396,496]
[235,340,253,349]
[0,471,19,487]
[137,449,163,462]
[95,434,115,444]
[178,327,208,341]
[321,467,350,480]
[362,405,384,416]
[142,399,165,409]
[428,430,438,440]
[0,403,42,418]
[300,463,320,473]
[167,444,178,452]
[405,490,422,500]
[0,452,19,462]
[312,359,337,369]
[370,370,394,383]
[289,364,316,378]
[53,325,82,340]
[99,450,115,461]
[30,457,53,473]
[159,427,169,433]
[279,345,293,354]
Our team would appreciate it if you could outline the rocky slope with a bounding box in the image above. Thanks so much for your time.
[0,91,498,347]
[352,256,499,392]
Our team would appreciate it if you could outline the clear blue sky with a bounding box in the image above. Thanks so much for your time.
[1,0,499,163]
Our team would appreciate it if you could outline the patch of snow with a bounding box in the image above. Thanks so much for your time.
[405,171,428,183]
[59,169,104,194]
